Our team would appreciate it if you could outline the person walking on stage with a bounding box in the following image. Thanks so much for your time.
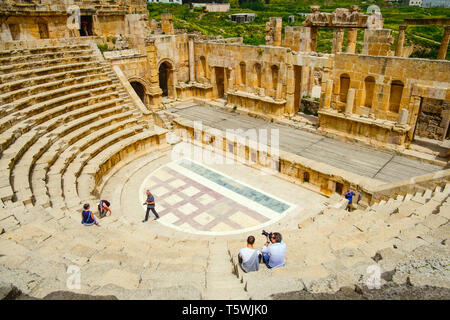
[142,189,160,222]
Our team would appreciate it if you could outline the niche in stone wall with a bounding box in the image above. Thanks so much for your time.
[254,63,262,88]
[8,24,20,40]
[339,73,350,103]
[271,65,279,95]
[239,62,246,85]
[200,56,207,78]
[389,80,404,113]
[363,76,375,108]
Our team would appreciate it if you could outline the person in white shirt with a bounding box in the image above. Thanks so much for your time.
[261,232,286,268]
[238,236,261,273]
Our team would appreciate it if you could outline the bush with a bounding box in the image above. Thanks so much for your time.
[97,43,108,53]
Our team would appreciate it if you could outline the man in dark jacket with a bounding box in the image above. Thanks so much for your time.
[143,190,160,222]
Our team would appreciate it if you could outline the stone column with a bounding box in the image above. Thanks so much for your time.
[397,108,408,125]
[437,25,450,60]
[332,28,344,54]
[321,79,333,109]
[346,28,357,53]
[188,38,195,82]
[345,88,355,115]
[285,64,295,115]
[395,25,406,57]
[310,26,318,52]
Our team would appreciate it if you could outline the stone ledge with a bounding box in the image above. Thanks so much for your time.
[227,90,286,105]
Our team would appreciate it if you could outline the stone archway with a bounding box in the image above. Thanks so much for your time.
[130,81,146,104]
[158,61,174,98]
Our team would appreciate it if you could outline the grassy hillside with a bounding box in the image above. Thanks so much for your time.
[147,0,450,59]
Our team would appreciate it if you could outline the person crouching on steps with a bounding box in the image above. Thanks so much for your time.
[81,204,100,227]
[143,189,159,222]
[98,199,112,218]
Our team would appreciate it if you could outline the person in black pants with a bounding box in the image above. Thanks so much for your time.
[143,190,159,222]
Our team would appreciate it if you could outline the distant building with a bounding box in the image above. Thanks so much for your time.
[229,13,256,23]
[421,0,450,8]
[147,0,182,4]
[402,0,423,6]
[192,3,230,12]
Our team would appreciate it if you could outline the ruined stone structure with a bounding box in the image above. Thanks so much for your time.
[0,2,449,300]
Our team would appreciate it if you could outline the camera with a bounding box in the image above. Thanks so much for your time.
[261,230,272,239]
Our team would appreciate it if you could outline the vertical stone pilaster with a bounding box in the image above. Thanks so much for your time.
[145,39,162,110]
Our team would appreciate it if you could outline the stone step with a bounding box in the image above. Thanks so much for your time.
[0,72,110,105]
[0,54,95,75]
[0,66,105,100]
[0,60,102,84]
[13,104,133,206]
[0,48,95,67]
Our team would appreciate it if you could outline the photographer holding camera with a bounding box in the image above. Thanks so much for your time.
[261,230,286,269]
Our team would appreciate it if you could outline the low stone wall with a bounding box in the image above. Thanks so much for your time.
[176,82,213,100]
[318,109,410,150]
[227,91,287,117]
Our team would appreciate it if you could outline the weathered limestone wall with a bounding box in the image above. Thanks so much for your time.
[362,29,394,57]
[415,98,450,141]
[282,26,312,52]
[155,34,190,83]
[0,15,70,40]
[329,54,450,122]
[194,41,332,116]
[318,53,450,148]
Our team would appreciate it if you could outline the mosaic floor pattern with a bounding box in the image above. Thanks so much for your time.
[140,159,295,235]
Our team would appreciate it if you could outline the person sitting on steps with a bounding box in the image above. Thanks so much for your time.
[238,235,261,273]
[261,232,286,269]
[81,203,100,227]
[98,199,112,218]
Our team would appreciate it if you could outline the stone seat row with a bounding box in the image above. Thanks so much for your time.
[0,71,110,105]
[0,60,103,85]
[0,44,92,59]
[31,108,135,208]
[0,54,95,75]
[0,66,107,102]
[0,48,94,66]
[0,79,115,128]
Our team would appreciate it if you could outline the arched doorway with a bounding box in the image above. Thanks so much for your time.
[130,81,146,104]
[159,61,172,97]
